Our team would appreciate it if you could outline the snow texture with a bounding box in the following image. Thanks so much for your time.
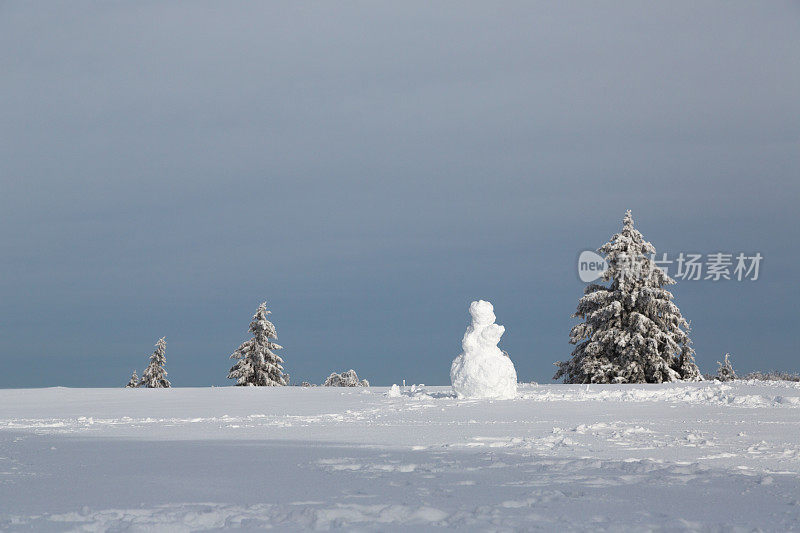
[323,369,369,387]
[451,300,517,399]
[1,382,800,531]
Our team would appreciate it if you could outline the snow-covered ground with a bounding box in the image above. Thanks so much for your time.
[1,382,799,531]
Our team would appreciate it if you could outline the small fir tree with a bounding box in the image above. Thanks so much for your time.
[140,337,171,388]
[715,353,737,382]
[554,210,701,383]
[228,302,288,386]
[125,370,139,388]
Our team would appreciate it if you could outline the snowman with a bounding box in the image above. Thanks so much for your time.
[450,300,518,399]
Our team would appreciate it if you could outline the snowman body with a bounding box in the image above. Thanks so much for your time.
[450,300,517,399]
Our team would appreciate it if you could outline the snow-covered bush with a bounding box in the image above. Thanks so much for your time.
[323,370,369,387]
[450,300,517,399]
[715,353,737,382]
[125,370,139,388]
[743,371,800,382]
[554,211,701,384]
[140,337,170,388]
[228,302,288,386]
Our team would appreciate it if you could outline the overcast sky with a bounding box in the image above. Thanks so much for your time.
[1,1,798,387]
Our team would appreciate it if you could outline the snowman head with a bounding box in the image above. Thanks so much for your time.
[469,300,496,327]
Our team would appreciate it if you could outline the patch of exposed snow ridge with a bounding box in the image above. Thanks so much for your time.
[450,300,517,399]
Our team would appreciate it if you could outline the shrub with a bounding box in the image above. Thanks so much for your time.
[715,353,737,382]
[742,371,800,382]
[323,370,369,387]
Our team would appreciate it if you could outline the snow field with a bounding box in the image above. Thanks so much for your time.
[0,381,799,531]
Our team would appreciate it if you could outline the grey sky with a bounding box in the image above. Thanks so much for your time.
[1,1,799,387]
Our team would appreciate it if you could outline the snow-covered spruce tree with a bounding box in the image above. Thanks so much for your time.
[125,370,139,388]
[554,210,701,383]
[715,353,737,382]
[140,337,171,388]
[228,302,288,386]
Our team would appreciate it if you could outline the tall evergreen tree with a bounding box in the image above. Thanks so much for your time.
[554,210,701,383]
[140,337,171,388]
[228,302,288,386]
[125,370,139,388]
